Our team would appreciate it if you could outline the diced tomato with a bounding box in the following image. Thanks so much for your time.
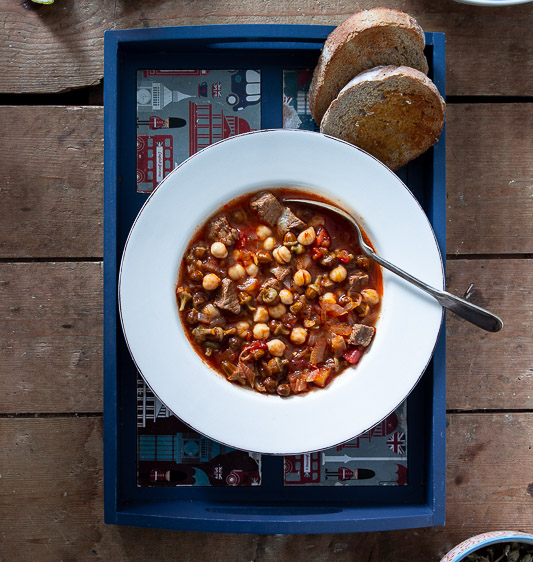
[343,348,363,365]
[235,230,247,249]
[336,249,352,264]
[311,247,326,260]
[306,367,331,387]
[315,226,331,248]
[243,340,267,355]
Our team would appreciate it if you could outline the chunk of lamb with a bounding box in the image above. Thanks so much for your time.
[250,192,307,235]
[270,265,291,282]
[260,277,281,292]
[347,272,369,296]
[347,324,375,347]
[206,215,239,246]
[214,279,241,314]
[250,192,283,227]
[276,207,306,235]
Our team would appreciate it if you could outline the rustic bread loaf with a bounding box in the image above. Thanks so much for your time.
[320,66,445,171]
[309,8,428,124]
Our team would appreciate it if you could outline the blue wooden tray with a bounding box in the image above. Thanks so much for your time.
[104,24,446,533]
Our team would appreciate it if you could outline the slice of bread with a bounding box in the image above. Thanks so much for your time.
[309,8,428,124]
[320,66,445,171]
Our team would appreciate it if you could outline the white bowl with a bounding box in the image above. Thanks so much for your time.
[119,129,444,455]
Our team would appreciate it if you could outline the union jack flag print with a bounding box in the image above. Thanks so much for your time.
[212,81,222,97]
[387,432,406,455]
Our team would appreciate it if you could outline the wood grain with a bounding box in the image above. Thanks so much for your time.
[0,262,102,414]
[0,106,103,259]
[0,259,529,414]
[1,1,533,95]
[446,259,533,411]
[447,104,533,255]
[1,414,531,561]
[1,104,532,258]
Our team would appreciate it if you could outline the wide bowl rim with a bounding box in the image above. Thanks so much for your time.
[118,128,444,455]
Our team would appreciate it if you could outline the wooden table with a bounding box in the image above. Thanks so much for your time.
[1,1,532,560]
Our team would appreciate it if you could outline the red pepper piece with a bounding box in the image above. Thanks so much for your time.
[343,348,363,364]
[246,340,268,353]
[235,230,247,249]
[311,247,326,260]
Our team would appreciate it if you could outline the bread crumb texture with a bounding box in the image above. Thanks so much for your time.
[321,66,445,171]
[309,8,428,123]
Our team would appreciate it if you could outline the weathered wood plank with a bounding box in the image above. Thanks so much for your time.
[1,414,531,561]
[0,262,103,414]
[1,1,533,96]
[0,0,111,94]
[0,106,103,259]
[1,104,532,259]
[0,259,529,414]
[446,104,533,255]
[446,259,533,411]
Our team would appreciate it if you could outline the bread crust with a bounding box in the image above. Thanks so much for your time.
[320,66,445,171]
[309,8,428,123]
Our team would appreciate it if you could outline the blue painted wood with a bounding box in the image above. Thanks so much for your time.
[104,24,446,533]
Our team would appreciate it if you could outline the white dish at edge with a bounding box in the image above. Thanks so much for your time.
[119,129,444,455]
[452,0,532,6]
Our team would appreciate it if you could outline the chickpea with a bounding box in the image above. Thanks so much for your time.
[210,241,228,259]
[329,265,347,283]
[256,225,272,240]
[203,303,220,320]
[254,306,269,323]
[263,236,277,251]
[246,263,259,276]
[273,245,292,264]
[297,227,316,246]
[279,289,294,305]
[293,269,312,286]
[267,339,286,357]
[202,273,221,291]
[361,288,380,305]
[290,326,308,345]
[228,263,246,280]
[269,302,287,319]
[320,292,337,304]
[235,321,250,338]
[253,323,270,340]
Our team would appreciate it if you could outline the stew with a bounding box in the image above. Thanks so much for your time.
[176,190,382,397]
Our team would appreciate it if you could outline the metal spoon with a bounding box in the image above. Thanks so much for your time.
[284,198,503,333]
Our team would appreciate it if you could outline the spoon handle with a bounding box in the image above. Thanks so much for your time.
[368,251,503,333]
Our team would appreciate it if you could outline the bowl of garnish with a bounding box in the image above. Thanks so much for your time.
[119,129,444,454]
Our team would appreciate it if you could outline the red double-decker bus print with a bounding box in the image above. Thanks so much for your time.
[188,101,252,156]
[284,453,321,484]
[137,134,173,193]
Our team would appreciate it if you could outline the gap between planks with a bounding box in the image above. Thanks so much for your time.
[2,410,532,418]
